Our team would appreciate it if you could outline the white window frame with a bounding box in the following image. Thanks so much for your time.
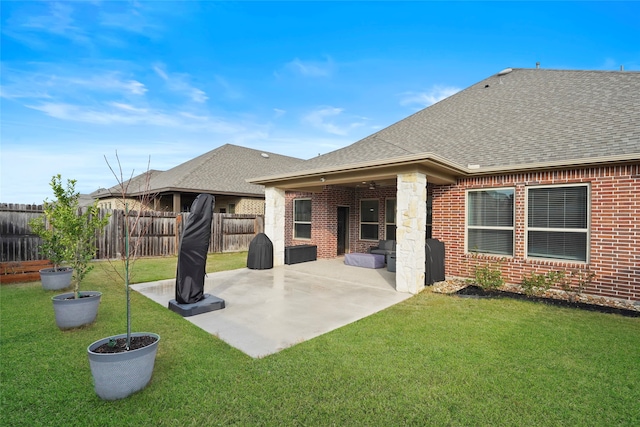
[525,183,590,263]
[465,187,515,256]
[426,190,433,240]
[360,199,379,241]
[385,198,396,240]
[293,198,312,240]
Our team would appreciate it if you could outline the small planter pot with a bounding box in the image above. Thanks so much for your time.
[40,267,73,291]
[87,332,161,400]
[51,291,101,329]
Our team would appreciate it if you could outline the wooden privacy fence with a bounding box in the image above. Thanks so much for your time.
[0,203,264,262]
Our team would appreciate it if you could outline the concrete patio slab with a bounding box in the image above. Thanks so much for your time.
[131,257,411,358]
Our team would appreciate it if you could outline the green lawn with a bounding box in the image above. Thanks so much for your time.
[2,252,639,426]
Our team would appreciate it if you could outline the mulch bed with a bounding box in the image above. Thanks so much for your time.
[432,279,640,318]
[92,335,158,353]
[455,285,639,317]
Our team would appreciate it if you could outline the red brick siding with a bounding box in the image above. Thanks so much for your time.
[434,165,640,301]
[285,185,396,258]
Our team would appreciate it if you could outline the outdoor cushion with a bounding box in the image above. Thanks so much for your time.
[369,240,396,260]
[344,253,385,269]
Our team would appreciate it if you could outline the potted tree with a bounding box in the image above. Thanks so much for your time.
[29,175,74,290]
[43,175,110,329]
[87,154,161,400]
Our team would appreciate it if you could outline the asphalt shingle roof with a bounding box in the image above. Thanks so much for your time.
[145,144,303,196]
[287,68,640,174]
[97,144,304,197]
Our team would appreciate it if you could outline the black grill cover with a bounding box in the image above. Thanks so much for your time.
[175,194,214,304]
[425,238,445,285]
[247,233,273,269]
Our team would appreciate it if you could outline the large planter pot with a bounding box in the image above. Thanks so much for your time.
[40,267,73,291]
[87,332,161,400]
[52,291,101,329]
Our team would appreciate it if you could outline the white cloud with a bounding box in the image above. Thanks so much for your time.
[1,65,148,100]
[2,62,244,135]
[0,84,52,101]
[109,102,149,113]
[302,106,367,136]
[99,3,162,36]
[123,80,147,95]
[273,108,286,118]
[285,57,334,77]
[25,101,243,134]
[188,88,208,103]
[153,64,208,103]
[399,85,461,108]
[152,65,169,81]
[67,74,148,95]
[26,101,183,128]
[5,2,92,47]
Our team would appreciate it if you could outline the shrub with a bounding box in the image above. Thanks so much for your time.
[561,268,596,299]
[473,258,505,290]
[521,272,549,296]
[521,270,568,297]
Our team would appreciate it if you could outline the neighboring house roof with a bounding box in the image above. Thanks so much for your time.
[99,144,304,198]
[78,193,99,207]
[93,170,164,199]
[251,68,640,185]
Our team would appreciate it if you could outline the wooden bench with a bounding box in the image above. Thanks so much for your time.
[0,260,53,284]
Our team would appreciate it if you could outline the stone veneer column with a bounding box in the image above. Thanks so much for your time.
[396,172,427,294]
[264,186,286,266]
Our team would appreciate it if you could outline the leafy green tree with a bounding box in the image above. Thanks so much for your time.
[30,175,109,298]
[30,175,76,271]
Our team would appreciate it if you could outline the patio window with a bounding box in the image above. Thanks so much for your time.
[228,203,236,214]
[385,198,396,240]
[293,199,311,239]
[526,184,589,262]
[467,188,514,256]
[360,199,379,241]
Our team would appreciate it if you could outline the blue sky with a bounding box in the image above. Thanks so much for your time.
[1,1,639,204]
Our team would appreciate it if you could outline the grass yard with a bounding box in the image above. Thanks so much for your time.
[1,252,639,426]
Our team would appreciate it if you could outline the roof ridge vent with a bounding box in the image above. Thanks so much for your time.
[497,68,513,76]
[261,153,270,158]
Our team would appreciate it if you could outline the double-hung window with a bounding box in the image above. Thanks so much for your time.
[467,188,515,256]
[360,199,379,240]
[527,184,589,262]
[293,199,311,239]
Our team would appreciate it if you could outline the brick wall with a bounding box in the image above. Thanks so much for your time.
[212,196,265,214]
[236,198,265,215]
[433,164,640,301]
[285,185,397,258]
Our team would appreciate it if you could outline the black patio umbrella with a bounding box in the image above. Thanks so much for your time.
[175,194,214,304]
